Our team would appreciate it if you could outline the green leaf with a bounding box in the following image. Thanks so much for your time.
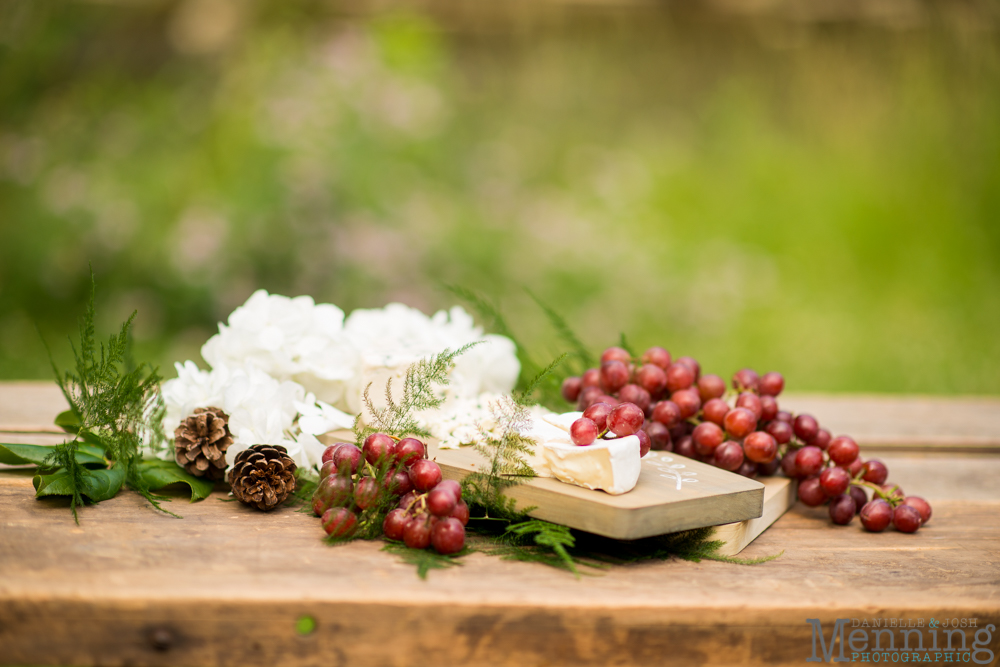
[137,459,214,502]
[0,442,105,467]
[33,464,126,503]
[54,409,81,434]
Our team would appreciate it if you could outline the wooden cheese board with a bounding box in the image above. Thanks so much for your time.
[433,444,768,541]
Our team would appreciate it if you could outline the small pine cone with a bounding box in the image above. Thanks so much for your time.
[228,445,297,511]
[174,407,233,481]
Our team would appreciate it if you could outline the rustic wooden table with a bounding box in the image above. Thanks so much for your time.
[1,382,998,666]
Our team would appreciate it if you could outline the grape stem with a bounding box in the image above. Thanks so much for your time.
[850,479,903,506]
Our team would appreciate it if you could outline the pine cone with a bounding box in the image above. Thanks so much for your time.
[174,407,233,481]
[228,445,297,511]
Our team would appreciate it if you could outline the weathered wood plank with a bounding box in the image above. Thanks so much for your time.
[2,382,999,665]
[0,466,997,666]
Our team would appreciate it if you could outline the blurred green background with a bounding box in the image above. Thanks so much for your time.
[1,0,998,394]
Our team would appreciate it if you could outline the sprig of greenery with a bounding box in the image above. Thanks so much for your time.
[525,288,593,372]
[353,343,478,443]
[381,541,470,579]
[503,519,581,576]
[41,272,171,521]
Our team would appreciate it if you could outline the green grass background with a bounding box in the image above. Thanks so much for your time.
[1,1,998,394]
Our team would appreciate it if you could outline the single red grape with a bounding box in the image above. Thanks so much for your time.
[382,508,409,540]
[809,428,832,451]
[713,440,745,471]
[775,410,794,424]
[743,431,778,464]
[795,446,824,477]
[398,491,418,511]
[635,429,651,457]
[780,450,799,478]
[319,459,338,481]
[759,395,778,422]
[757,458,781,476]
[577,386,603,410]
[641,346,671,370]
[759,372,785,397]
[645,421,671,451]
[859,499,892,532]
[732,368,760,392]
[322,443,344,465]
[408,459,443,492]
[737,461,758,478]
[618,384,651,413]
[903,496,932,524]
[697,374,727,402]
[354,476,380,509]
[394,438,426,467]
[892,504,922,533]
[819,466,850,497]
[582,402,613,431]
[797,477,826,507]
[435,479,461,499]
[601,346,632,364]
[674,435,696,458]
[735,392,763,420]
[701,398,730,426]
[652,400,683,427]
[665,363,695,393]
[671,388,701,419]
[675,356,701,381]
[322,507,358,537]
[765,419,793,445]
[363,433,396,465]
[828,494,856,525]
[608,402,645,437]
[595,394,620,407]
[793,414,819,442]
[333,443,362,474]
[561,376,583,403]
[849,485,868,513]
[431,517,466,554]
[403,517,433,549]
[385,469,413,496]
[581,368,601,388]
[635,364,668,395]
[312,474,353,516]
[600,360,630,393]
[862,460,889,485]
[449,499,470,526]
[692,422,725,454]
[827,436,859,466]
[427,488,458,517]
[723,407,757,439]
[570,417,599,446]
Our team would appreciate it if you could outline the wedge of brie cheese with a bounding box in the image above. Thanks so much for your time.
[523,411,642,495]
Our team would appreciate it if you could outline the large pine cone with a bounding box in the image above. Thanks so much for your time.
[174,407,233,481]
[228,445,297,511]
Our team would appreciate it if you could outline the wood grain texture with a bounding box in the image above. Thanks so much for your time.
[2,383,1000,666]
[435,445,764,540]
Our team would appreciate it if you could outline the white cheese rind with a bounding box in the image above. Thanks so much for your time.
[523,411,642,495]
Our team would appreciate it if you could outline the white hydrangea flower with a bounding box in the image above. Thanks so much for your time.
[342,303,520,410]
[201,290,358,405]
[160,361,326,469]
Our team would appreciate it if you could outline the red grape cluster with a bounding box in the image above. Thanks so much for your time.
[311,433,468,554]
[561,347,932,533]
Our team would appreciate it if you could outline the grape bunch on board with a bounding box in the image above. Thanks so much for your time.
[311,434,468,554]
[560,346,932,534]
